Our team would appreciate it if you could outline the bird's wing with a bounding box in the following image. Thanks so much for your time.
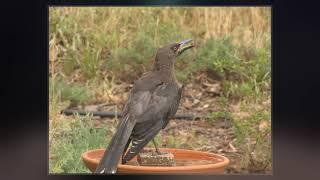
[122,83,180,163]
[162,85,183,129]
[94,77,162,174]
[117,80,163,163]
[122,119,163,164]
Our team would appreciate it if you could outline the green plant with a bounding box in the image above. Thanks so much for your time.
[49,7,271,84]
[208,111,232,125]
[233,110,268,144]
[49,114,111,173]
[232,109,271,172]
[49,78,93,105]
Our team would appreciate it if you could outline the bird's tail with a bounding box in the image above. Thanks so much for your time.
[94,115,135,174]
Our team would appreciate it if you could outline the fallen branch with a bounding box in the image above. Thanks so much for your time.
[61,109,203,120]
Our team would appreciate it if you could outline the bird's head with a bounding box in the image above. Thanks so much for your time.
[159,38,194,58]
[153,39,194,71]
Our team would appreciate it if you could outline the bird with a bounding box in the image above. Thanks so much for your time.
[94,39,194,174]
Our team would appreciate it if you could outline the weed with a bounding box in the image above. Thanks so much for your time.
[208,111,232,125]
[49,114,110,173]
[232,109,271,172]
[49,78,93,105]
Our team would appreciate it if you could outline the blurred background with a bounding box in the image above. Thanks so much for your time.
[49,7,271,174]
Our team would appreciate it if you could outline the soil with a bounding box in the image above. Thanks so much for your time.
[160,119,241,172]
[137,151,176,166]
[125,159,220,167]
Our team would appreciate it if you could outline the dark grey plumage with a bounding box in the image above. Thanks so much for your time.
[94,39,194,174]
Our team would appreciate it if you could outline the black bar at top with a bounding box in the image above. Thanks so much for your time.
[48,0,273,6]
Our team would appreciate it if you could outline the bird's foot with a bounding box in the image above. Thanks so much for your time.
[155,148,165,155]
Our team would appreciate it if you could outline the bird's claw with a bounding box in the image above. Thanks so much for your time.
[155,149,164,155]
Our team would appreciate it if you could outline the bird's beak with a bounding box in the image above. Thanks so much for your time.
[177,39,194,56]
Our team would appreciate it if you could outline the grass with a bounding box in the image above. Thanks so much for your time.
[233,107,271,172]
[49,7,271,174]
[49,114,111,173]
[49,78,93,105]
[49,7,270,83]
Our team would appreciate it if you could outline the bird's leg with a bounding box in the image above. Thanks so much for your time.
[152,139,163,155]
[122,138,131,164]
[122,153,125,164]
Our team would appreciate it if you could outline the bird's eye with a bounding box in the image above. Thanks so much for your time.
[173,46,178,51]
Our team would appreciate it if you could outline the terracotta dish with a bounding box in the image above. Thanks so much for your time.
[82,148,230,174]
